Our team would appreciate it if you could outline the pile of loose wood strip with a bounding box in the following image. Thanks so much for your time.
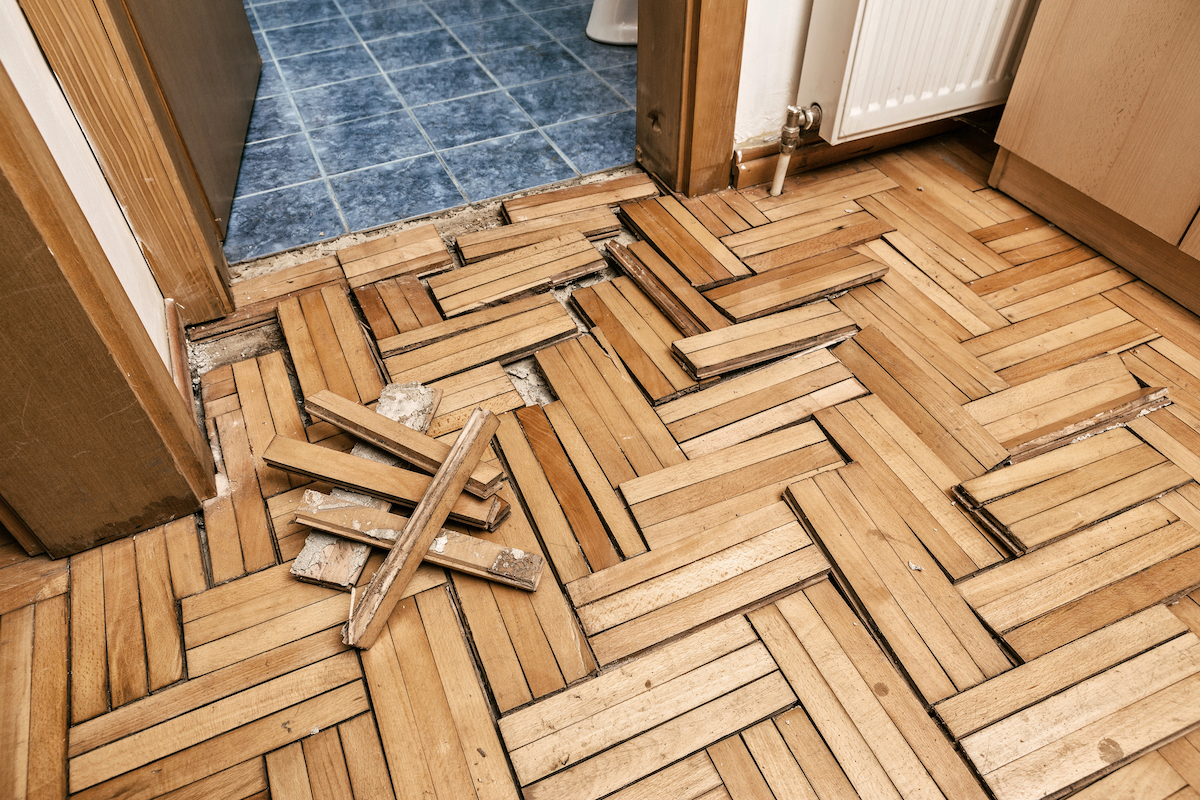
[17,134,1200,800]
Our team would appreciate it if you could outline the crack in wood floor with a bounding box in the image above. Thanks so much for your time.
[6,133,1200,800]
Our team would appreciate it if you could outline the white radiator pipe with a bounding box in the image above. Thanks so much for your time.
[770,104,821,196]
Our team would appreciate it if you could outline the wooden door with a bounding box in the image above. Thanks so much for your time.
[122,0,261,237]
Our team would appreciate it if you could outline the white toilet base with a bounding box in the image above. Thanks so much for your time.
[586,0,638,46]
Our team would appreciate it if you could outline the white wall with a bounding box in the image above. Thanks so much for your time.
[0,0,170,367]
[733,0,815,148]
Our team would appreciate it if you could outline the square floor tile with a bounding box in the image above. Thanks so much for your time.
[292,74,403,128]
[368,28,466,72]
[595,61,636,104]
[478,40,584,87]
[560,35,636,70]
[331,154,465,231]
[309,111,431,174]
[277,44,380,90]
[253,0,341,30]
[338,0,423,14]
[543,109,634,174]
[508,71,628,127]
[348,5,440,41]
[529,4,591,39]
[245,94,303,142]
[233,133,322,197]
[254,31,270,56]
[441,130,575,201]
[452,14,549,54]
[426,0,518,26]
[263,18,359,58]
[255,61,287,98]
[390,57,497,106]
[224,181,345,262]
[412,91,533,149]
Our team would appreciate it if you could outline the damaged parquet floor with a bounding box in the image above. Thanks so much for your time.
[9,133,1200,800]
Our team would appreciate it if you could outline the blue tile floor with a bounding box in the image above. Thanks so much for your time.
[224,0,637,263]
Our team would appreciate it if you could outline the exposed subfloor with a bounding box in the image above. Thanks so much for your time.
[7,131,1200,800]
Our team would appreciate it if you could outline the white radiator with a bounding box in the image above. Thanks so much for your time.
[798,0,1039,145]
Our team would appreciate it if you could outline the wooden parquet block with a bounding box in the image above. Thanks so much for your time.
[427,362,526,440]
[455,207,618,264]
[706,247,888,323]
[674,301,858,380]
[955,428,1192,554]
[382,293,579,385]
[354,275,442,340]
[431,233,605,317]
[335,223,452,286]
[0,548,67,617]
[656,348,865,458]
[721,205,894,272]
[962,295,1158,385]
[201,363,239,419]
[869,150,1009,232]
[277,285,385,405]
[1125,337,1200,422]
[568,500,828,665]
[620,421,843,549]
[501,615,796,800]
[620,197,751,290]
[571,277,705,404]
[965,354,1169,462]
[608,239,730,336]
[1068,749,1195,800]
[228,352,308,498]
[503,172,658,222]
[749,579,989,800]
[192,258,348,341]
[787,466,1011,704]
[747,163,899,223]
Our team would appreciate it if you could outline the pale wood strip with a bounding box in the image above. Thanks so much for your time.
[298,289,359,402]
[215,410,276,571]
[102,537,147,710]
[749,603,902,800]
[1132,408,1200,483]
[708,735,775,800]
[232,358,294,497]
[234,258,343,309]
[266,743,313,800]
[0,604,34,799]
[427,362,524,440]
[1069,751,1188,800]
[377,275,443,330]
[740,720,820,800]
[456,208,617,264]
[720,202,864,251]
[503,173,658,222]
[155,759,268,800]
[70,681,369,800]
[28,593,68,800]
[719,188,771,226]
[522,672,796,800]
[985,253,1114,312]
[278,294,328,403]
[378,292,561,356]
[871,188,1013,276]
[0,555,68,617]
[354,283,400,339]
[601,753,722,800]
[1159,737,1200,791]
[451,569,536,713]
[1106,281,1200,355]
[134,527,184,692]
[682,195,734,237]
[756,171,899,222]
[742,218,895,273]
[336,223,452,285]
[869,151,996,230]
[971,244,1095,298]
[702,193,752,233]
[935,607,1189,740]
[773,707,860,800]
[338,714,396,800]
[321,285,384,403]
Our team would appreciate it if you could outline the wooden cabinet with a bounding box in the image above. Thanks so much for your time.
[991,0,1200,313]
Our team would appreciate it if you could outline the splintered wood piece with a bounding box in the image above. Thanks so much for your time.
[455,208,618,264]
[335,223,452,286]
[305,389,504,497]
[705,248,888,323]
[383,294,579,385]
[344,408,499,648]
[433,233,605,317]
[296,490,544,590]
[262,436,506,530]
[503,173,658,221]
[673,302,858,380]
[607,240,729,336]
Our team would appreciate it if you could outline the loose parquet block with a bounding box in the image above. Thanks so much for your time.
[1125,338,1200,422]
[354,275,442,340]
[835,325,1008,480]
[192,258,347,341]
[620,197,751,290]
[431,233,605,316]
[1106,281,1200,355]
[383,293,579,384]
[816,398,1004,579]
[1132,407,1200,484]
[569,501,828,665]
[737,215,895,273]
[571,277,705,404]
[201,363,239,419]
[956,630,1200,800]
[673,301,858,380]
[970,245,1129,323]
[955,428,1192,554]
[427,362,526,439]
[455,207,619,264]
[608,239,730,337]
[620,421,844,549]
[0,549,67,617]
[868,150,1007,231]
[278,286,385,405]
[749,580,989,800]
[961,295,1158,386]
[361,586,520,800]
[503,615,796,800]
[964,354,1169,462]
[535,334,686,485]
[502,173,658,222]
[335,223,453,286]
[749,164,899,223]
[705,247,888,323]
[655,348,866,458]
[787,466,1011,704]
[719,201,867,258]
[231,353,308,498]
[214,409,278,574]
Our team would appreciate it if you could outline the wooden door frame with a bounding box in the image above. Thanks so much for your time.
[18,0,235,324]
[636,0,749,196]
[0,58,215,556]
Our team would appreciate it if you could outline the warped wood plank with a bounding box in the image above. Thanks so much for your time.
[609,240,729,335]
[503,173,658,222]
[673,302,858,380]
[434,233,605,317]
[336,223,452,286]
[621,197,750,289]
[456,208,618,264]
